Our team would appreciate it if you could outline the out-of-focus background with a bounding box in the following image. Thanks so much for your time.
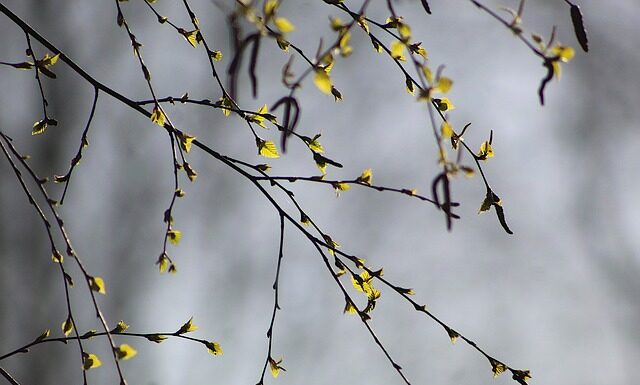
[1,0,638,384]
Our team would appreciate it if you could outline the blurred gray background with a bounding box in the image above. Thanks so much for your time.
[1,0,638,384]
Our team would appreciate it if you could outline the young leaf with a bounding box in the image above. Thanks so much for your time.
[210,50,223,61]
[206,341,223,356]
[343,299,358,314]
[477,141,494,160]
[218,96,232,117]
[176,317,198,334]
[445,327,459,344]
[256,138,280,158]
[274,17,295,33]
[390,40,406,61]
[323,234,340,256]
[112,320,130,333]
[333,182,351,195]
[435,76,453,93]
[313,70,332,95]
[183,162,198,182]
[512,369,532,385]
[32,120,48,135]
[146,334,168,343]
[51,250,63,264]
[489,357,507,378]
[180,29,199,47]
[82,353,102,370]
[441,121,453,139]
[115,344,138,360]
[89,276,106,294]
[62,317,74,337]
[433,97,455,111]
[249,104,269,128]
[34,329,51,343]
[156,253,170,273]
[177,132,196,153]
[167,229,182,245]
[150,104,166,127]
[302,134,324,153]
[356,168,373,185]
[269,357,286,378]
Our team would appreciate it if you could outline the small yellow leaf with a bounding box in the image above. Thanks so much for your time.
[250,104,269,128]
[150,104,166,127]
[32,120,48,135]
[274,17,295,33]
[490,358,507,378]
[177,317,198,334]
[181,29,199,47]
[146,334,168,343]
[552,61,562,79]
[82,353,102,370]
[435,76,453,93]
[333,182,351,193]
[313,70,332,95]
[357,16,369,33]
[338,31,352,57]
[330,16,344,31]
[512,369,532,383]
[256,138,280,158]
[210,50,223,62]
[397,23,411,40]
[433,97,455,111]
[550,45,575,62]
[441,121,453,139]
[61,317,73,335]
[218,96,232,117]
[323,235,340,256]
[89,276,106,295]
[40,53,60,67]
[269,357,286,378]
[343,299,358,314]
[478,141,494,159]
[276,37,290,51]
[178,132,196,153]
[303,135,324,153]
[406,77,414,95]
[116,344,138,360]
[167,229,182,245]
[206,341,223,356]
[390,40,406,61]
[34,329,51,342]
[446,327,459,344]
[410,42,427,58]
[157,253,170,273]
[184,163,197,182]
[356,168,373,185]
[113,320,130,333]
[422,65,434,84]
[264,0,279,18]
[52,250,64,264]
